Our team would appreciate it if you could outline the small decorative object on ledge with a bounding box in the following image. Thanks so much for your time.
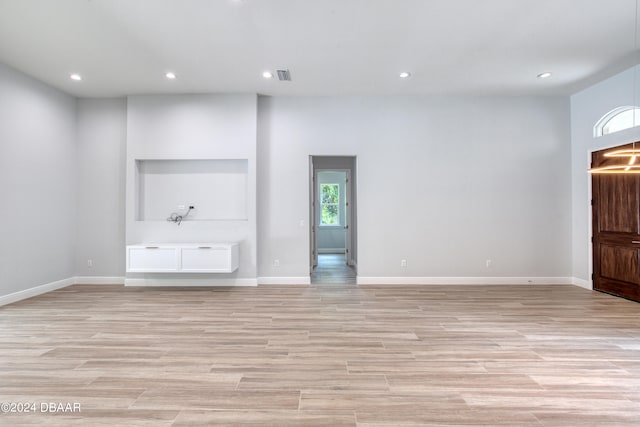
[167,206,194,225]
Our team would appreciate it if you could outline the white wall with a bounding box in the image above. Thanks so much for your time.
[0,62,580,295]
[257,96,572,281]
[126,94,257,284]
[570,65,640,286]
[75,98,127,278]
[0,63,77,297]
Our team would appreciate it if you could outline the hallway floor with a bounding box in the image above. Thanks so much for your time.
[311,253,357,284]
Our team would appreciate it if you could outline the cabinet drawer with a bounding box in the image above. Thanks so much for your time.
[128,247,179,272]
[181,247,233,272]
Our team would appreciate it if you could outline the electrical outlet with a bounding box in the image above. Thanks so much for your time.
[87,259,93,268]
[486,259,492,268]
[273,259,280,268]
[401,259,407,268]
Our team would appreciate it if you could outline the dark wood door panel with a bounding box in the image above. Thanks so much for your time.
[599,244,640,285]
[596,175,639,234]
[595,278,640,302]
[595,233,640,246]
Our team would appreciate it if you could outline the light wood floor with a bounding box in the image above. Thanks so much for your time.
[311,254,357,284]
[1,284,640,426]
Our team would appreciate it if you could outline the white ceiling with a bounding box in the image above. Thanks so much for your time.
[0,0,637,97]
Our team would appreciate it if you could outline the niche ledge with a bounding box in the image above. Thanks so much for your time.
[135,159,248,221]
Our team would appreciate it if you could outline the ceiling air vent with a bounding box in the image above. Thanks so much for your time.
[276,69,291,81]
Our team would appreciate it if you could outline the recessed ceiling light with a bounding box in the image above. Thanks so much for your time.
[537,72,552,79]
[165,72,177,80]
[262,71,274,79]
[69,73,82,81]
[399,72,411,79]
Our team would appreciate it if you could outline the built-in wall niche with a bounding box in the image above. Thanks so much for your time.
[135,159,248,221]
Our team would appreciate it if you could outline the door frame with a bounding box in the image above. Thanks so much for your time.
[309,157,317,273]
[587,139,639,290]
[314,168,351,264]
[309,156,358,275]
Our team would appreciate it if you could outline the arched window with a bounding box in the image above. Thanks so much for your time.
[594,106,640,137]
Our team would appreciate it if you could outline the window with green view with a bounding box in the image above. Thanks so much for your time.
[320,183,340,225]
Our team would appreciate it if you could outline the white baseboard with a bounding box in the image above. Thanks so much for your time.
[124,277,258,287]
[571,277,592,290]
[357,276,576,286]
[75,276,125,285]
[257,277,311,285]
[74,275,593,289]
[0,277,75,307]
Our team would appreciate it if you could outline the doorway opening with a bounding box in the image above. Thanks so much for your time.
[309,156,357,284]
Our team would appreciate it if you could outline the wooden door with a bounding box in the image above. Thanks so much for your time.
[592,143,640,302]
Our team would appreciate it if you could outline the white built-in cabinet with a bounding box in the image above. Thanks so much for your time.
[126,243,239,273]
